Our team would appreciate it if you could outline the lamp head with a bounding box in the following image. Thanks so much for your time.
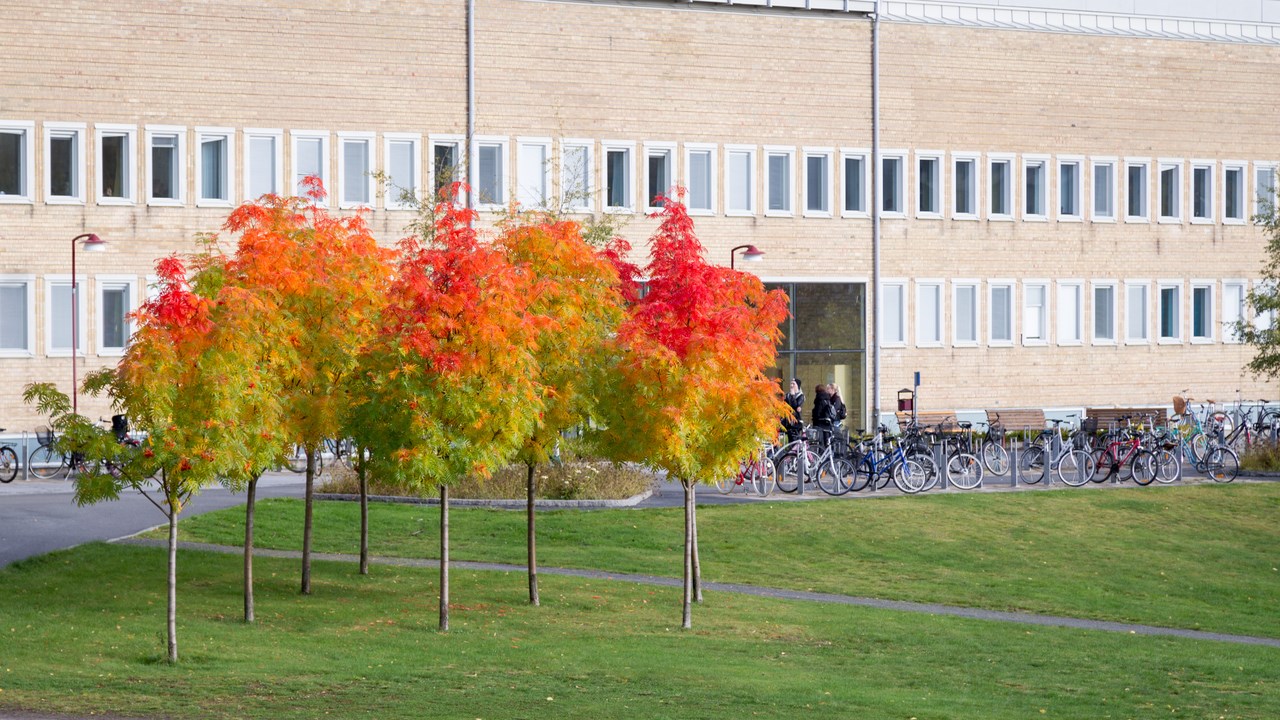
[82,233,107,252]
[739,245,765,262]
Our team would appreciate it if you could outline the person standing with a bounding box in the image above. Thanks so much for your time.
[782,378,805,442]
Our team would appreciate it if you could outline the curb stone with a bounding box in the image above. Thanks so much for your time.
[314,488,652,509]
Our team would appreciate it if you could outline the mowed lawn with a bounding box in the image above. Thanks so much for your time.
[166,482,1280,638]
[0,543,1277,720]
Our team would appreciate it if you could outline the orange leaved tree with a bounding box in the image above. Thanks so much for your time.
[350,186,544,630]
[595,193,789,629]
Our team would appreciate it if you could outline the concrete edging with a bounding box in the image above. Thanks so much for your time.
[314,489,653,509]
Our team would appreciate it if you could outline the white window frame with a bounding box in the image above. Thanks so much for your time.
[96,274,137,357]
[195,127,235,208]
[1022,280,1049,346]
[802,147,833,218]
[724,144,757,217]
[1124,157,1150,223]
[0,120,35,204]
[880,279,907,348]
[560,138,595,214]
[951,151,980,221]
[1090,281,1118,346]
[1222,279,1247,344]
[1190,280,1215,344]
[988,152,1015,221]
[516,136,553,210]
[915,279,944,348]
[880,149,907,219]
[428,133,464,203]
[600,140,635,213]
[915,150,944,219]
[1157,280,1183,344]
[1222,161,1247,225]
[1255,161,1278,218]
[44,122,86,205]
[988,279,1016,348]
[643,140,676,212]
[1057,155,1084,222]
[1125,280,1151,345]
[94,123,137,205]
[243,128,284,202]
[952,280,980,347]
[1090,156,1117,223]
[1189,160,1215,224]
[683,142,716,216]
[144,125,187,207]
[290,130,330,206]
[1022,154,1050,221]
[472,135,510,211]
[1055,280,1084,346]
[0,275,35,357]
[382,132,421,211]
[44,274,88,357]
[335,131,376,210]
[840,148,869,219]
[1157,158,1183,224]
[763,145,795,217]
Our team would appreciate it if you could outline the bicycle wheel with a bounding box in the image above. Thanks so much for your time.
[946,452,983,490]
[1154,448,1180,483]
[980,441,1010,476]
[28,444,66,479]
[714,474,735,494]
[1204,447,1239,483]
[904,450,940,492]
[1131,450,1156,486]
[1056,449,1095,487]
[892,458,926,494]
[853,450,884,492]
[751,459,777,497]
[816,455,850,496]
[338,438,356,470]
[1188,433,1208,464]
[1019,446,1046,484]
[775,451,813,493]
[286,445,308,473]
[1089,447,1111,482]
[0,446,18,483]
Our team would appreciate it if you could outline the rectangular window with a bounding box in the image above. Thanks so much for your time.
[916,281,942,347]
[383,133,419,210]
[1126,282,1149,343]
[1024,156,1048,219]
[685,144,715,215]
[1191,283,1213,342]
[475,136,508,209]
[989,155,1013,219]
[1023,283,1048,344]
[1158,160,1182,222]
[338,133,373,209]
[97,277,135,355]
[1093,283,1116,343]
[1256,163,1277,215]
[145,126,185,205]
[881,281,905,346]
[726,146,755,215]
[0,121,34,203]
[953,153,978,219]
[517,138,552,209]
[1222,282,1246,343]
[644,142,674,210]
[841,150,867,216]
[1224,163,1246,223]
[953,282,978,346]
[291,131,329,204]
[1058,158,1082,220]
[1159,284,1181,342]
[96,124,137,204]
[0,278,33,355]
[1092,158,1116,221]
[881,152,905,216]
[45,277,86,356]
[803,149,831,216]
[429,136,462,202]
[196,128,233,206]
[989,282,1014,346]
[561,140,593,213]
[1126,159,1149,221]
[45,123,85,203]
[765,147,793,215]
[244,130,283,201]
[916,152,942,217]
[1057,282,1082,345]
[602,142,633,211]
[1190,162,1214,222]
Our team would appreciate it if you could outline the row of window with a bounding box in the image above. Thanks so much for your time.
[1,120,1276,223]
[880,278,1257,349]
[0,275,143,358]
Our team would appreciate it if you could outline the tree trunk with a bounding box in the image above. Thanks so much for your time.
[167,502,179,663]
[527,462,539,606]
[358,447,369,576]
[301,446,315,595]
[244,473,258,623]
[681,478,693,630]
[439,484,450,632]
[691,482,702,603]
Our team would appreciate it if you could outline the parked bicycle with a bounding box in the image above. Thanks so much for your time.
[1021,417,1096,486]
[716,442,778,496]
[0,429,19,483]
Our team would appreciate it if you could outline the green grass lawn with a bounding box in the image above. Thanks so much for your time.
[163,483,1280,639]
[1,543,1277,719]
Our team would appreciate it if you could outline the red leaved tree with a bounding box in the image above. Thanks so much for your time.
[595,192,789,629]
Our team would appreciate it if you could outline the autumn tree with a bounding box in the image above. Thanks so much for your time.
[594,193,788,629]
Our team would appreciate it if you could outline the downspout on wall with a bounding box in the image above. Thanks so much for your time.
[870,0,881,431]
[466,0,476,226]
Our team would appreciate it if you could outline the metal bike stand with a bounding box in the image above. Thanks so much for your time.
[1046,430,1059,487]
[935,438,948,491]
[797,439,805,497]
[21,430,28,481]
[1009,442,1019,488]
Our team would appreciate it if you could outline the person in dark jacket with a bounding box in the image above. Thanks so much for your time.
[827,383,848,426]
[812,384,835,429]
[781,378,805,442]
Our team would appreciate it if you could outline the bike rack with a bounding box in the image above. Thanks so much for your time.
[21,430,28,481]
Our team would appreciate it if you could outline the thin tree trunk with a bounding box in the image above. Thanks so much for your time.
[167,502,179,663]
[681,478,693,630]
[301,447,315,595]
[358,447,369,576]
[527,462,539,606]
[691,482,702,603]
[439,484,450,632]
[244,473,258,623]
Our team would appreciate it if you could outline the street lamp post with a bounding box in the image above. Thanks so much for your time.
[729,244,765,270]
[70,233,107,414]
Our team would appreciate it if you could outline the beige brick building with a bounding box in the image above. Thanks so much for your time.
[1,0,1278,436]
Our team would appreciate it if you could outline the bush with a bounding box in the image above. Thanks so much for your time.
[318,460,655,500]
[1239,441,1280,472]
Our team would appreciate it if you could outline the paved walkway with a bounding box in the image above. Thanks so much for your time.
[117,538,1280,650]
